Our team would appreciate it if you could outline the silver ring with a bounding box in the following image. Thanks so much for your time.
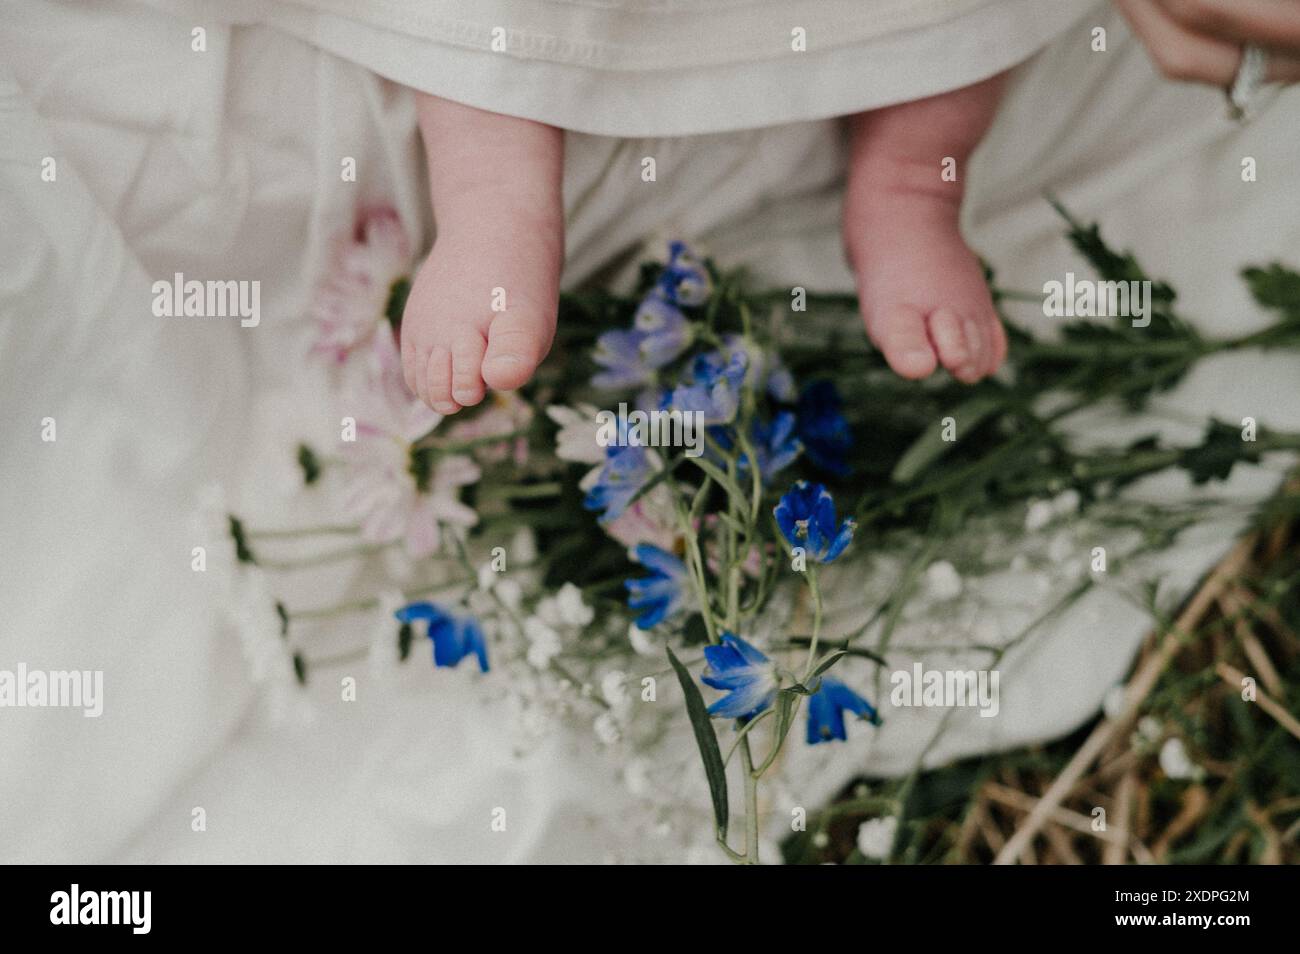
[1227,44,1269,121]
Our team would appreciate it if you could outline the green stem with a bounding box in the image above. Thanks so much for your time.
[257,542,391,571]
[248,524,359,540]
[800,564,823,684]
[413,427,532,453]
[722,708,773,767]
[740,736,761,865]
[675,484,719,644]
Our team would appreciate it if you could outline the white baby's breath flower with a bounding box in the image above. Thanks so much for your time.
[1102,684,1127,719]
[539,582,594,628]
[494,577,523,612]
[465,587,497,621]
[477,560,498,591]
[924,560,963,601]
[546,403,606,465]
[1024,499,1054,532]
[628,622,658,657]
[601,670,630,709]
[855,816,898,860]
[524,617,562,670]
[510,526,539,565]
[1136,715,1163,748]
[623,757,653,797]
[594,711,622,746]
[1159,737,1197,780]
[1052,489,1081,516]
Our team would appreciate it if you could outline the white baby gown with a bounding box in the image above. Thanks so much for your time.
[153,0,1092,135]
[2,0,1298,863]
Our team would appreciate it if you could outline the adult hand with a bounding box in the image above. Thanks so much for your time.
[1117,0,1300,85]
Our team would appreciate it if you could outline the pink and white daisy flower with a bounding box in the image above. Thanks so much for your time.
[340,333,480,558]
[446,391,535,466]
[310,206,412,364]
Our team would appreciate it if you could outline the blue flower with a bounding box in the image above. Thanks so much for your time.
[592,328,654,390]
[664,350,747,425]
[806,677,880,744]
[583,441,655,523]
[624,544,690,629]
[743,411,801,481]
[721,335,796,403]
[708,411,801,484]
[394,602,489,672]
[655,241,711,306]
[765,358,797,404]
[633,295,693,367]
[591,300,693,391]
[796,381,853,477]
[701,632,779,720]
[774,480,856,563]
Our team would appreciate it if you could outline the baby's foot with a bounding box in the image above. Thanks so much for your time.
[401,95,564,413]
[400,212,562,414]
[842,81,1008,383]
[843,178,1004,383]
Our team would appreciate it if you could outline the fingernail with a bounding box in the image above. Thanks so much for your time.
[432,402,459,415]
[453,388,479,404]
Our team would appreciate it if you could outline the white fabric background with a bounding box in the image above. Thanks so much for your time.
[1,0,1297,862]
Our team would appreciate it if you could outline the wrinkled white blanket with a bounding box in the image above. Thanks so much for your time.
[1,0,1297,863]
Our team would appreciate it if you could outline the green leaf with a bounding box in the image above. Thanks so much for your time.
[891,395,1002,483]
[682,612,711,647]
[690,455,750,507]
[384,277,411,331]
[768,689,800,754]
[227,515,256,564]
[666,646,729,836]
[1050,199,1176,306]
[1178,419,1262,485]
[808,650,848,682]
[622,455,686,512]
[1242,263,1300,317]
[296,443,322,486]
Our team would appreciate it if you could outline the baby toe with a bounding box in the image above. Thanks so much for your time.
[866,304,938,379]
[482,308,555,391]
[424,345,460,415]
[400,333,423,400]
[988,316,1009,372]
[452,332,488,407]
[928,308,979,383]
[961,316,991,380]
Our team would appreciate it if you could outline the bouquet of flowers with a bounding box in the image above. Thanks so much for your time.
[215,203,1300,863]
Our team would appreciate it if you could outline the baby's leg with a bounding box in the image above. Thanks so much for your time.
[402,94,564,413]
[843,74,1008,383]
